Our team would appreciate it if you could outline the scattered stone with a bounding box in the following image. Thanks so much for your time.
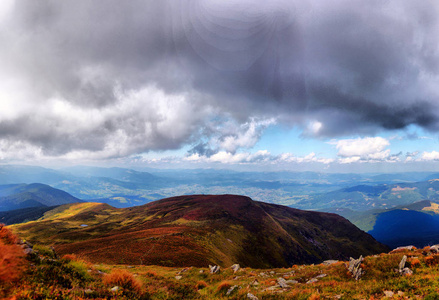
[277,277,289,288]
[177,268,188,275]
[265,286,279,291]
[399,255,407,272]
[226,285,238,296]
[401,267,413,276]
[247,292,259,300]
[316,274,327,279]
[285,279,298,284]
[391,245,416,253]
[397,291,405,296]
[252,279,260,286]
[347,256,364,280]
[384,290,394,298]
[323,260,339,266]
[430,245,439,253]
[199,270,204,274]
[306,278,318,284]
[110,286,120,292]
[84,289,93,294]
[209,265,220,274]
[175,275,182,280]
[231,264,240,273]
[233,276,241,280]
[270,271,275,274]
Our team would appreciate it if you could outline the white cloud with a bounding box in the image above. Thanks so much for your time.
[421,151,439,161]
[218,118,276,153]
[331,137,397,163]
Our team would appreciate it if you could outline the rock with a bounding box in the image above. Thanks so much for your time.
[399,255,407,272]
[401,267,413,276]
[277,277,289,288]
[175,275,182,280]
[231,264,240,273]
[247,292,259,300]
[384,290,394,297]
[347,256,364,280]
[323,260,339,265]
[306,278,319,284]
[430,245,439,253]
[84,289,93,294]
[199,270,204,274]
[286,279,298,284]
[251,279,260,286]
[316,274,327,279]
[209,265,220,274]
[270,271,275,274]
[259,272,266,277]
[391,245,416,253]
[226,285,238,296]
[110,286,120,292]
[265,286,279,291]
[177,268,188,275]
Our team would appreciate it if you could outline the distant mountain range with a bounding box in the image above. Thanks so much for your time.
[10,195,388,268]
[2,164,439,209]
[0,183,81,211]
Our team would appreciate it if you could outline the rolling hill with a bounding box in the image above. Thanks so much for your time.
[10,194,388,268]
[0,183,81,211]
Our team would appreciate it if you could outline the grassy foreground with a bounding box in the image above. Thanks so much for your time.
[3,225,439,299]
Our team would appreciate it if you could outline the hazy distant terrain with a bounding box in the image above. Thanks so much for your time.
[2,165,438,210]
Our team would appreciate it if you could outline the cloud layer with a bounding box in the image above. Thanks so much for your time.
[1,0,439,161]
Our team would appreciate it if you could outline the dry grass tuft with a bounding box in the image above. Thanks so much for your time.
[103,269,142,293]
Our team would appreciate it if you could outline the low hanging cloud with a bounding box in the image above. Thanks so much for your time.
[1,0,439,161]
[331,137,400,163]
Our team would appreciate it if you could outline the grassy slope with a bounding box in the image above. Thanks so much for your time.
[4,242,439,299]
[10,195,388,268]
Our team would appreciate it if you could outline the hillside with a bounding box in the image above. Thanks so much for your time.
[10,195,388,268]
[2,225,439,299]
[0,183,82,211]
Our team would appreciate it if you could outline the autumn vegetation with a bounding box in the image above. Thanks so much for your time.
[3,227,439,299]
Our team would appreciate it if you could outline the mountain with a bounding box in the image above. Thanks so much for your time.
[0,183,81,211]
[0,205,59,225]
[10,194,388,268]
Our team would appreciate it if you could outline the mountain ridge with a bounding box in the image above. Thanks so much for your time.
[10,194,388,268]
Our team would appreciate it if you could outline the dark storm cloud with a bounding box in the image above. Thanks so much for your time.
[1,0,439,158]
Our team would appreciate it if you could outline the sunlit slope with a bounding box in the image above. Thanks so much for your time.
[11,195,388,268]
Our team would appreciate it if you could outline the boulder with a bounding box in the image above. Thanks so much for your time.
[231,264,240,273]
[347,256,364,280]
[209,265,220,274]
[398,255,407,272]
[277,277,289,288]
[247,293,259,300]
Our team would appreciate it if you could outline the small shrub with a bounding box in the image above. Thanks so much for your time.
[0,243,25,283]
[309,294,321,300]
[34,245,56,259]
[425,255,439,266]
[61,254,77,262]
[216,280,232,295]
[410,258,421,268]
[103,269,142,293]
[195,280,208,290]
[0,224,25,284]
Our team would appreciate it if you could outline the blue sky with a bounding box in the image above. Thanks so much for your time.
[1,1,439,172]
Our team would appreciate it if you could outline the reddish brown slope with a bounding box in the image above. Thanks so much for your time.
[11,195,388,268]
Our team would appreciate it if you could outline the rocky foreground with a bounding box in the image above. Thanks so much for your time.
[3,230,439,300]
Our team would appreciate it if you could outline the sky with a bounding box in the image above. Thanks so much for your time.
[1,0,439,172]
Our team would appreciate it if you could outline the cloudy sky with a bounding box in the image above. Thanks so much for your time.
[1,0,439,172]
